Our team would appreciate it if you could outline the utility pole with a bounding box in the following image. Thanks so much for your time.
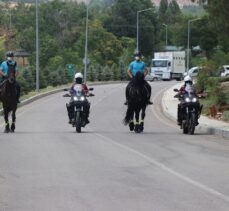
[187,18,200,71]
[84,4,89,82]
[36,0,39,92]
[136,8,153,52]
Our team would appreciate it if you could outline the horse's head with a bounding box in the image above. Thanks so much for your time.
[7,62,16,84]
[133,71,144,85]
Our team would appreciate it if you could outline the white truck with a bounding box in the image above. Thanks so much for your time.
[151,51,185,80]
[220,65,229,77]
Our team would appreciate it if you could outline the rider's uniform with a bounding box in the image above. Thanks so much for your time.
[0,60,18,82]
[0,60,20,102]
[126,60,151,101]
[128,60,145,76]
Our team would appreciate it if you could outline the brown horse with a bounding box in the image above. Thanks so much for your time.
[0,64,18,133]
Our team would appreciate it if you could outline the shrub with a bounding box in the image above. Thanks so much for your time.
[222,110,229,121]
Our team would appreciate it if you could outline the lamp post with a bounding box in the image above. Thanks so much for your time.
[35,0,39,92]
[162,23,168,48]
[84,3,89,83]
[136,8,153,52]
[186,18,200,71]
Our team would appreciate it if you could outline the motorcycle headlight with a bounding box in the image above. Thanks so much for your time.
[73,96,78,101]
[80,96,85,101]
[192,98,197,103]
[185,97,191,103]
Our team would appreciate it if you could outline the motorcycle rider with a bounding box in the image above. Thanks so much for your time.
[125,51,152,105]
[0,51,21,103]
[66,72,90,124]
[177,75,201,126]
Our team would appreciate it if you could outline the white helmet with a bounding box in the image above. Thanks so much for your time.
[184,75,193,83]
[74,72,83,79]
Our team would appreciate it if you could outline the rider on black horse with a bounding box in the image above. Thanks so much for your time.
[0,51,21,103]
[125,51,152,105]
[66,72,90,124]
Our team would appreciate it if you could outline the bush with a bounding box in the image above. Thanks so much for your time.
[222,110,229,121]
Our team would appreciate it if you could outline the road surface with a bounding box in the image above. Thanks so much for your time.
[0,82,229,211]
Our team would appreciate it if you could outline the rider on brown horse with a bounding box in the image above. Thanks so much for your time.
[0,51,21,103]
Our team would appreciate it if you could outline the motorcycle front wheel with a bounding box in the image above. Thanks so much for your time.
[188,113,196,135]
[75,111,81,133]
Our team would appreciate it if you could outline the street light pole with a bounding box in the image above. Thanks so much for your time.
[35,0,39,92]
[136,8,153,52]
[187,18,200,71]
[162,23,168,48]
[84,3,89,83]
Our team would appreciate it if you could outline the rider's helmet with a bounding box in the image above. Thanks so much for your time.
[134,51,142,60]
[184,75,193,85]
[74,72,83,84]
[6,51,14,61]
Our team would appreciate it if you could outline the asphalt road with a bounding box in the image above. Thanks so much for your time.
[0,82,229,211]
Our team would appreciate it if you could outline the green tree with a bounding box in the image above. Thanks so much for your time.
[105,0,159,57]
[159,0,168,23]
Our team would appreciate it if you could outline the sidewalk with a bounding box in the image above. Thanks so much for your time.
[162,83,229,139]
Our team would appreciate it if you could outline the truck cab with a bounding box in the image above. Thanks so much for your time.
[151,59,171,80]
[150,51,185,81]
[220,65,229,77]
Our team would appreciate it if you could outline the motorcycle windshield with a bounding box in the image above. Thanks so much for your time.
[73,84,83,97]
[185,84,195,97]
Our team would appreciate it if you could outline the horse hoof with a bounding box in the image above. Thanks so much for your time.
[134,124,140,133]
[139,123,144,132]
[11,124,15,132]
[4,123,10,133]
[129,122,134,131]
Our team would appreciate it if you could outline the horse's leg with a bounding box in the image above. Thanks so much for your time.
[3,106,10,133]
[140,105,146,132]
[11,106,17,132]
[134,108,141,133]
[129,112,134,131]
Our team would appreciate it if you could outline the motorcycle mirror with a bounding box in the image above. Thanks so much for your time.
[173,88,179,92]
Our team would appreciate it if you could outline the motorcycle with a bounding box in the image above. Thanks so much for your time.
[174,85,203,135]
[64,85,94,133]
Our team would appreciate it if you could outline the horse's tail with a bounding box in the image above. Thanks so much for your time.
[123,105,134,125]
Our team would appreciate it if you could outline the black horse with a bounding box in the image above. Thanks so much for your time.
[124,71,149,133]
[0,68,18,133]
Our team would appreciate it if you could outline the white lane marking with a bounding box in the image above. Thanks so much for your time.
[91,85,124,109]
[93,132,229,203]
[151,87,178,129]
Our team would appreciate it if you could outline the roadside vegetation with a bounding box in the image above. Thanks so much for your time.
[0,0,229,120]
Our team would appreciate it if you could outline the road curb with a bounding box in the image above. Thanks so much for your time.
[161,84,229,140]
